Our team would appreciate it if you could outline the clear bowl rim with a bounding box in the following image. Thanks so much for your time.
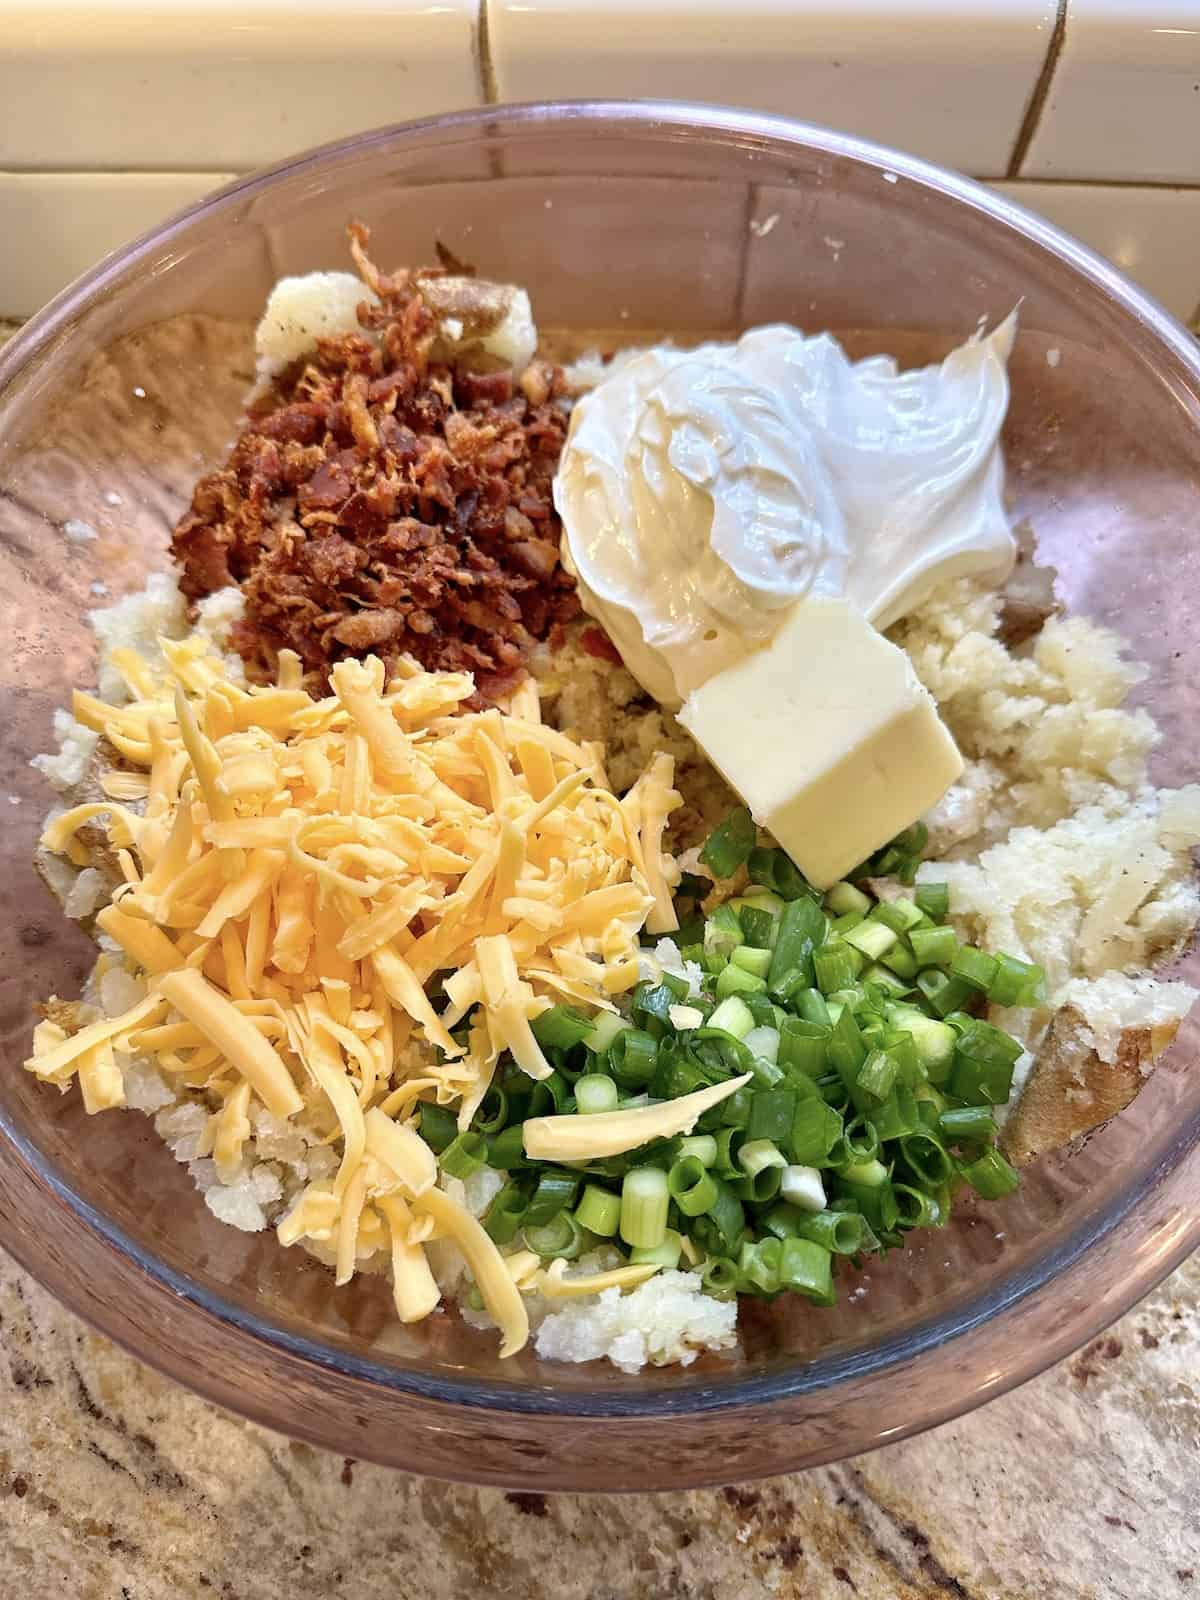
[3,98,1199,1428]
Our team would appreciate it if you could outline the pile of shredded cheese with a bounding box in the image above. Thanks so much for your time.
[26,631,686,1356]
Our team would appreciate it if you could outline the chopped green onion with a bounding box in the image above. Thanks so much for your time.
[747,846,810,900]
[738,905,778,951]
[440,1131,488,1179]
[633,981,675,1031]
[777,1017,829,1077]
[717,1083,753,1129]
[892,1184,945,1230]
[528,1071,573,1117]
[619,1167,670,1248]
[575,1073,619,1115]
[889,1006,957,1084]
[733,1166,782,1204]
[856,1050,897,1102]
[738,1138,787,1177]
[704,1175,747,1248]
[656,970,690,1006]
[826,1006,867,1099]
[825,881,872,917]
[950,1020,1023,1105]
[750,1052,789,1090]
[743,1025,781,1066]
[677,1133,718,1167]
[916,969,978,1019]
[418,1102,457,1154]
[700,1255,740,1300]
[711,1125,743,1177]
[483,1182,529,1245]
[743,993,781,1031]
[585,1010,633,1053]
[716,963,768,999]
[701,807,757,879]
[486,1123,527,1170]
[747,1087,797,1143]
[878,944,918,980]
[882,1029,923,1086]
[938,1105,998,1143]
[843,920,898,962]
[738,1236,783,1293]
[951,945,999,991]
[608,1028,659,1088]
[730,945,773,981]
[574,1183,621,1237]
[815,944,860,995]
[842,1157,888,1187]
[767,897,825,998]
[835,1113,881,1165]
[866,1084,921,1142]
[524,1170,581,1226]
[525,1212,586,1259]
[531,1003,595,1051]
[778,1237,834,1302]
[910,926,958,969]
[790,1096,842,1166]
[707,995,756,1040]
[864,960,908,998]
[780,1163,826,1212]
[869,897,924,934]
[630,1229,683,1270]
[987,953,1048,1009]
[830,911,866,937]
[795,1206,871,1255]
[472,1085,509,1135]
[915,882,950,922]
[959,1146,1020,1199]
[795,987,832,1027]
[703,903,744,968]
[838,1171,899,1233]
[898,1131,954,1188]
[668,1154,719,1216]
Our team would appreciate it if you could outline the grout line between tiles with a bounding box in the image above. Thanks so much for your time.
[475,0,498,107]
[1006,0,1068,180]
[0,164,249,179]
[999,176,1200,193]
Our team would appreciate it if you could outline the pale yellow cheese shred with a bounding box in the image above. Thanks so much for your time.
[28,639,682,1358]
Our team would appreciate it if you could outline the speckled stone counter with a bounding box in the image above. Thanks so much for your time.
[0,1246,1195,1600]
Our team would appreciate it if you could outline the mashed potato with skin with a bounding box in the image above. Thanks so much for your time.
[28,330,1199,1370]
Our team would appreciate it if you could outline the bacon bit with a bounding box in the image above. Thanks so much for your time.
[581,627,623,666]
[171,224,580,703]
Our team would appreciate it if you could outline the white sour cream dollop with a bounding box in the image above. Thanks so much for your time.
[555,318,1016,707]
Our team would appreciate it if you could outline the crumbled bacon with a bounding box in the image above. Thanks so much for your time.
[171,225,581,703]
[581,626,624,665]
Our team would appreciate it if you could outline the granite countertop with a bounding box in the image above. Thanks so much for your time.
[0,1246,1195,1599]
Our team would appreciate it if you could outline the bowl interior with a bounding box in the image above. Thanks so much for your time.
[0,107,1197,1468]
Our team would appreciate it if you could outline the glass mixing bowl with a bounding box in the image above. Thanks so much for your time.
[0,103,1197,1492]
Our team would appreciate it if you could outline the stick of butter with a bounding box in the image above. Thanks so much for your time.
[677,596,963,891]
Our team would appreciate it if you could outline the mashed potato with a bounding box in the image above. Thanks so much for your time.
[29,460,1198,1373]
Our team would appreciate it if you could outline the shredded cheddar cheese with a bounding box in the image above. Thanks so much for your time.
[27,633,682,1357]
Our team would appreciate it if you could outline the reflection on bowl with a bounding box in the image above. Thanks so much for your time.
[0,103,1197,1490]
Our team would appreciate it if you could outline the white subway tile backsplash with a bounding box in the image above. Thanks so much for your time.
[992,181,1200,323]
[487,0,1057,179]
[0,0,481,172]
[1023,2,1200,184]
[0,172,242,319]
